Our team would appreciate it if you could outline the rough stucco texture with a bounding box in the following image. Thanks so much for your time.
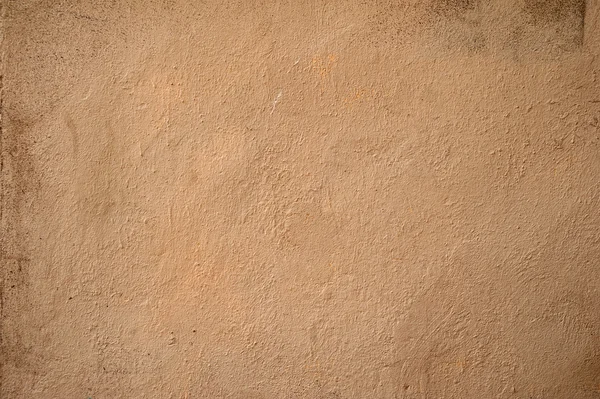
[2,0,600,398]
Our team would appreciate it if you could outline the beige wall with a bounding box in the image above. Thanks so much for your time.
[2,1,600,397]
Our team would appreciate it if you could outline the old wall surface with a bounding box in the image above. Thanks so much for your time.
[1,0,600,397]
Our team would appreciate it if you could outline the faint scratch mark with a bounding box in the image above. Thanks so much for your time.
[270,91,282,115]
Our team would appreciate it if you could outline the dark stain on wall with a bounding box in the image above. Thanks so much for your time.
[523,0,586,26]
[0,112,41,386]
[524,0,586,46]
[518,0,587,50]
[428,0,481,19]
[366,0,587,52]
[365,0,486,50]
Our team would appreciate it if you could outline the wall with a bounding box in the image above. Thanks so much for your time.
[2,1,600,397]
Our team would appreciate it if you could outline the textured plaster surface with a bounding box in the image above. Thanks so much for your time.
[1,1,600,398]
